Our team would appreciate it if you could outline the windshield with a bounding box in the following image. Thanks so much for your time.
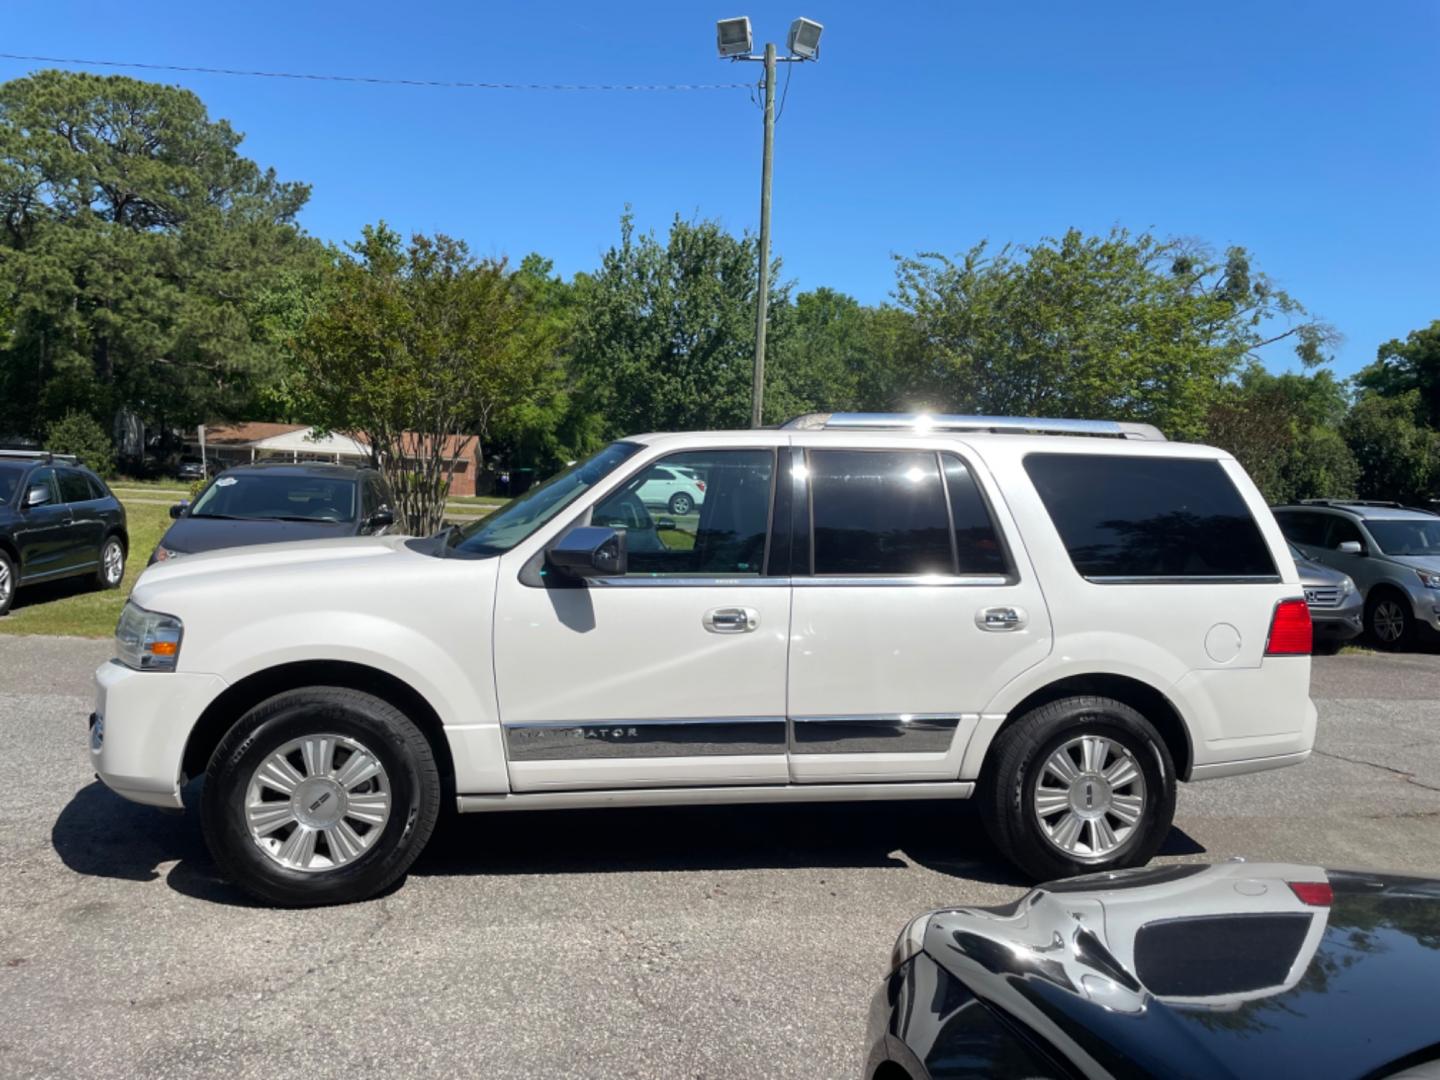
[0,464,23,506]
[450,442,641,556]
[1365,520,1440,557]
[189,473,357,522]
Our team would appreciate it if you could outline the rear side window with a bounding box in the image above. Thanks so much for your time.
[1024,454,1277,580]
[1273,510,1329,547]
[86,474,109,500]
[807,450,1009,577]
[57,469,93,503]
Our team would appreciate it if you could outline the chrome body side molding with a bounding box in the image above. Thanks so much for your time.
[504,716,787,761]
[789,714,961,754]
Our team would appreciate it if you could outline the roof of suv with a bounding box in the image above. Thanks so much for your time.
[1277,501,1439,522]
[215,462,376,479]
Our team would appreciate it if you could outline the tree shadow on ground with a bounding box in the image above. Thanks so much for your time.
[52,780,1208,907]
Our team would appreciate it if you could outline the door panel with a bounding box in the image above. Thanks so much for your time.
[493,445,790,791]
[14,469,74,580]
[785,440,1052,783]
[57,468,104,569]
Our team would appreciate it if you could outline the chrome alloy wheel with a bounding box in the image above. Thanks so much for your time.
[1032,735,1147,861]
[102,540,124,585]
[244,734,392,872]
[0,560,11,608]
[1372,599,1406,644]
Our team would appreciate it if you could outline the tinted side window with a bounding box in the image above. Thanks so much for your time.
[1274,511,1328,547]
[58,469,93,503]
[589,449,774,576]
[359,479,378,518]
[1326,517,1364,549]
[942,455,1008,575]
[1024,454,1277,579]
[809,450,954,575]
[86,474,109,500]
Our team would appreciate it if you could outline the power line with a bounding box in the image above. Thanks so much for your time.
[0,52,749,92]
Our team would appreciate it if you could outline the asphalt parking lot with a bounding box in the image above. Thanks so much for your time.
[2,638,1439,1080]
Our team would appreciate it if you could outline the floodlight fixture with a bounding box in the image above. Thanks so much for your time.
[716,17,754,58]
[787,17,823,60]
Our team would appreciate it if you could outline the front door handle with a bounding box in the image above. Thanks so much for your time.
[704,607,759,633]
[976,606,1027,632]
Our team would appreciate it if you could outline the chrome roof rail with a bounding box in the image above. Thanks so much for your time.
[780,412,1166,441]
[0,449,79,464]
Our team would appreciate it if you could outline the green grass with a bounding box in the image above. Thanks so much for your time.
[0,500,171,639]
[110,477,192,493]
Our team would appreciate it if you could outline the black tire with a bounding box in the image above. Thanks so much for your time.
[0,549,15,616]
[668,492,693,515]
[94,534,126,590]
[978,695,1176,882]
[1366,590,1414,651]
[200,687,441,907]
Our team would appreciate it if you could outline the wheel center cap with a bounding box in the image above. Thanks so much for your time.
[1068,774,1113,819]
[292,778,346,829]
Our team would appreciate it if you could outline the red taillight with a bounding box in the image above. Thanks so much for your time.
[1266,598,1312,656]
[1288,881,1333,907]
[696,480,706,492]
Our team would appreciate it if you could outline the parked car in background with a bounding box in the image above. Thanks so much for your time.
[150,463,396,564]
[1274,499,1440,649]
[867,861,1440,1080]
[1289,542,1363,649]
[0,450,128,616]
[176,455,208,482]
[91,412,1315,906]
[634,463,705,514]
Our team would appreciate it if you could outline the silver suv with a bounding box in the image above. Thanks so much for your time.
[1273,500,1440,648]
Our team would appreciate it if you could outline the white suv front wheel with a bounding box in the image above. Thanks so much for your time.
[979,696,1176,882]
[200,687,441,907]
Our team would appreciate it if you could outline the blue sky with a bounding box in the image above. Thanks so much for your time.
[5,1,1437,376]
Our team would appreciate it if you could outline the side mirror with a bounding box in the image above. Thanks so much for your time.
[547,525,627,578]
[169,501,189,520]
[367,507,395,531]
[24,484,51,509]
[1337,540,1364,556]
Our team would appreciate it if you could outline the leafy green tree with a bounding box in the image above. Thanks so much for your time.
[1205,366,1357,503]
[571,213,792,435]
[891,229,1336,439]
[45,411,115,476]
[1353,319,1440,428]
[295,224,554,533]
[0,69,318,437]
[1342,391,1438,504]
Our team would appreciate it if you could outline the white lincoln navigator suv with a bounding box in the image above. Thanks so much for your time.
[91,413,1316,906]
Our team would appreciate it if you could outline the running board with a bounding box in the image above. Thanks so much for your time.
[456,781,975,813]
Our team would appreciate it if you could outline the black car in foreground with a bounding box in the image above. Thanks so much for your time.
[867,861,1440,1080]
[0,450,129,615]
[151,462,397,564]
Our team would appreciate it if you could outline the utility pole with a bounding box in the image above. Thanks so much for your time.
[715,17,823,428]
[752,41,776,429]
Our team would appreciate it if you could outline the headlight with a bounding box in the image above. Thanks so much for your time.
[152,545,184,562]
[1416,570,1440,590]
[1340,576,1355,596]
[115,602,184,671]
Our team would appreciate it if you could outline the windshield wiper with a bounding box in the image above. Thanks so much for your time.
[188,513,243,520]
[262,515,345,524]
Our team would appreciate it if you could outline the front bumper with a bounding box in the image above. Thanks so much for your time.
[1310,599,1364,640]
[90,659,227,809]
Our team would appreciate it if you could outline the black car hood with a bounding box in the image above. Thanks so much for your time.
[919,863,1440,1079]
[160,516,355,555]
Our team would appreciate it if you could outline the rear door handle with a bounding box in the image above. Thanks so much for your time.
[704,607,759,633]
[976,606,1027,632]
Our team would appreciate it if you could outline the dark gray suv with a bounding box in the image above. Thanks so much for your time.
[1274,499,1440,648]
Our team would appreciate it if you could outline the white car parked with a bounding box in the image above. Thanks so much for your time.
[634,464,705,515]
[91,413,1316,906]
